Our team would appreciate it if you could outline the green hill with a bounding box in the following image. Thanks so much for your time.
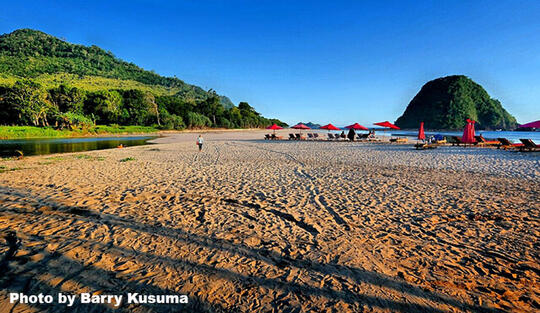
[0,28,285,131]
[395,75,517,130]
[0,28,233,107]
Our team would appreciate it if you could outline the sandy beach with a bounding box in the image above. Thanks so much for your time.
[0,130,538,312]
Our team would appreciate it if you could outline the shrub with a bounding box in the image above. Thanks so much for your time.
[161,113,185,130]
[186,111,211,128]
[56,112,94,130]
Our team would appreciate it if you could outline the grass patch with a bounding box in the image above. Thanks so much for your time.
[92,125,158,134]
[45,156,65,161]
[0,126,74,139]
[72,154,106,161]
[0,125,159,139]
[0,166,21,173]
[119,157,136,162]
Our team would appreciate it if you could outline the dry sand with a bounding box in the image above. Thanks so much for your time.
[0,130,538,312]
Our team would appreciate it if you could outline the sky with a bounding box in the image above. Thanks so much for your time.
[1,0,539,125]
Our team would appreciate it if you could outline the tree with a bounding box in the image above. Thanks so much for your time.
[121,89,159,126]
[226,107,243,128]
[48,84,86,114]
[144,92,160,126]
[186,112,211,128]
[4,80,55,126]
[85,90,123,124]
[156,95,195,122]
[196,90,224,126]
[0,86,18,124]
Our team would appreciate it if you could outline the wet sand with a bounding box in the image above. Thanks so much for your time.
[0,130,538,312]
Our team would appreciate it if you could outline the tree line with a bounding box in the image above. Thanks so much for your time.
[0,80,287,130]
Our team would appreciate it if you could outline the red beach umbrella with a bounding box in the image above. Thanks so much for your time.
[461,119,476,144]
[418,122,426,140]
[519,120,540,128]
[292,123,311,135]
[374,121,400,130]
[266,123,283,134]
[320,123,341,132]
[345,123,369,130]
[267,124,283,130]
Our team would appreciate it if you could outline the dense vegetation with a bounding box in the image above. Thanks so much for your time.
[395,75,517,130]
[0,29,286,132]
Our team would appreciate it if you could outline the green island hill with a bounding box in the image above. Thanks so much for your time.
[395,75,517,130]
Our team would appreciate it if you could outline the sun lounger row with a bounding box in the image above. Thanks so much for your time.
[326,133,377,141]
[264,134,283,140]
[288,133,322,140]
[447,136,539,151]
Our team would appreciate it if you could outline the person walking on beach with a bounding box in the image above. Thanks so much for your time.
[196,135,204,151]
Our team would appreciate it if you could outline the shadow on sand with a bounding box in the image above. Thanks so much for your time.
[0,187,499,312]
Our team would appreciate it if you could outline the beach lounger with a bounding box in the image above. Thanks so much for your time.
[497,138,522,150]
[295,133,306,140]
[289,133,296,140]
[327,133,335,140]
[390,137,408,143]
[307,133,314,139]
[313,133,320,139]
[519,139,540,151]
[414,142,438,150]
[450,136,464,146]
[271,134,283,140]
[357,134,369,140]
[474,135,499,146]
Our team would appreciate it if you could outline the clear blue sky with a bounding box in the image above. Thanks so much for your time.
[2,0,539,125]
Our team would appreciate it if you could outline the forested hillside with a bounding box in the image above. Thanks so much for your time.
[0,29,285,131]
[395,75,517,130]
